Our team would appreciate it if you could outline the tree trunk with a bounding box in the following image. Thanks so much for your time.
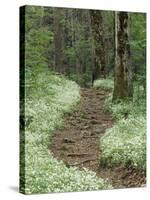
[53,8,64,73]
[89,10,106,81]
[113,11,133,100]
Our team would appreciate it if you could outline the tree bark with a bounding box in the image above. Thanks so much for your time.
[89,10,106,81]
[113,11,133,100]
[53,8,64,72]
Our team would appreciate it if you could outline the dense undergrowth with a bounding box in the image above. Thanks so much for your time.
[94,79,114,91]
[94,79,146,171]
[20,66,112,194]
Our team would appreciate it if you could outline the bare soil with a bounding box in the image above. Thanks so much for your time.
[50,88,146,188]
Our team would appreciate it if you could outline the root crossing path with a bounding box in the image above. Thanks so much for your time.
[50,88,145,188]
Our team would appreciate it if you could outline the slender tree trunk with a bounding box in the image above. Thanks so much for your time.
[113,11,133,100]
[89,10,106,81]
[53,8,64,72]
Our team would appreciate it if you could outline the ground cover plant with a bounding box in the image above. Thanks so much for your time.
[94,78,113,91]
[20,66,112,194]
[94,80,146,171]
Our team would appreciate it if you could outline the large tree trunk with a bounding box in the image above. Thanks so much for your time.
[113,11,133,100]
[89,10,106,82]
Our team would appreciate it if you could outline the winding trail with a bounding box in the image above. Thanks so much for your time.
[50,88,145,188]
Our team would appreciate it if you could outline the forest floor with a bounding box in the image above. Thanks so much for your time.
[50,88,145,188]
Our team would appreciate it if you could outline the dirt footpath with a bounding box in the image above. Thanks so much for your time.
[50,88,146,188]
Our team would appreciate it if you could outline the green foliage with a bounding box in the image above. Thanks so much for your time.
[64,47,76,66]
[20,67,112,194]
[104,84,146,120]
[25,27,53,68]
[130,13,146,75]
[68,72,92,87]
[99,78,146,171]
[25,6,54,71]
[131,13,146,51]
[100,117,146,170]
[94,79,113,91]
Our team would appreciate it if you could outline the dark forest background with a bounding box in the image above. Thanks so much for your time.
[22,6,146,88]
